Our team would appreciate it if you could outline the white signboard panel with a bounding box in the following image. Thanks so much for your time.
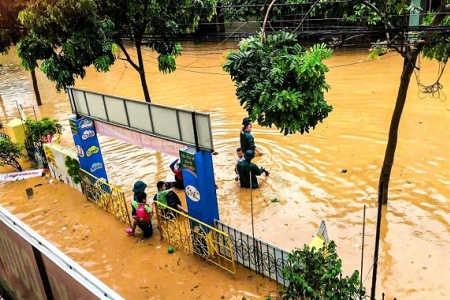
[67,88,214,151]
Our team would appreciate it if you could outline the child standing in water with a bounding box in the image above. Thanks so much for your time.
[235,147,245,181]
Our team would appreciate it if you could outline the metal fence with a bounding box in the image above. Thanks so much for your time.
[155,203,236,277]
[24,139,47,168]
[79,170,131,227]
[215,220,291,286]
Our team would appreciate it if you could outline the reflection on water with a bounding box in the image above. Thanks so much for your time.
[1,43,450,299]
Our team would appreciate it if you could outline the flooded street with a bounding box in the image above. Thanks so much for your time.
[1,42,450,299]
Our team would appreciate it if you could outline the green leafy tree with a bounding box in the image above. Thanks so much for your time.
[279,241,364,300]
[16,0,217,103]
[101,0,217,102]
[223,32,333,135]
[17,0,116,92]
[0,0,43,106]
[0,137,24,171]
[223,0,450,204]
[25,116,63,143]
[65,156,81,184]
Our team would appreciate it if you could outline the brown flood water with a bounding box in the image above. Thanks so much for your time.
[1,42,450,299]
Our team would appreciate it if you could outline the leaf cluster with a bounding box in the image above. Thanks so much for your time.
[279,241,364,300]
[103,0,216,74]
[223,31,333,135]
[65,156,81,184]
[17,0,116,91]
[219,0,423,26]
[421,10,450,63]
[25,116,63,143]
[0,137,24,171]
[0,0,28,54]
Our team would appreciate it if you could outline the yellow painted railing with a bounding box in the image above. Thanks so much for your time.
[155,202,236,277]
[79,170,131,227]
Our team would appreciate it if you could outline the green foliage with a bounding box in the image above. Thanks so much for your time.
[367,41,390,60]
[25,117,63,143]
[279,241,364,300]
[0,137,24,171]
[17,0,116,91]
[0,1,27,54]
[223,31,333,135]
[158,43,183,74]
[220,0,424,26]
[105,0,217,73]
[65,156,81,184]
[220,0,266,22]
[421,11,450,63]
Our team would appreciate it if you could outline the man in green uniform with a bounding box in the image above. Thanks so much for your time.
[237,150,269,189]
[240,117,263,155]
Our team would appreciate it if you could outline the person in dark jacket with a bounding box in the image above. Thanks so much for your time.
[169,159,184,189]
[237,150,269,189]
[240,117,262,155]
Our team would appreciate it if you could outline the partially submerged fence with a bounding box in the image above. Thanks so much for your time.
[215,220,291,286]
[79,170,131,227]
[155,202,236,277]
[24,139,47,168]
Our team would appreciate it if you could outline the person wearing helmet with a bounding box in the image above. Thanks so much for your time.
[237,150,269,189]
[240,117,263,155]
[165,174,177,189]
[169,159,184,189]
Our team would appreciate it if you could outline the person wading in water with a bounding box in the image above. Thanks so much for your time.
[240,117,263,155]
[237,150,269,189]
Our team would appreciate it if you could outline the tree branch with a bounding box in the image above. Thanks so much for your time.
[116,42,140,71]
[294,0,321,33]
[423,3,450,43]
[261,0,277,42]
[360,0,394,30]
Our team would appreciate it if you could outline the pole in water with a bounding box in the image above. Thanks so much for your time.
[360,204,366,300]
[249,171,258,274]
[371,183,384,299]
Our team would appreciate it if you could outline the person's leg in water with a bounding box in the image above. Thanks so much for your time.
[137,223,153,238]
[125,219,138,235]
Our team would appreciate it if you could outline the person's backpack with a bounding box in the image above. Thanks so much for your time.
[136,203,150,223]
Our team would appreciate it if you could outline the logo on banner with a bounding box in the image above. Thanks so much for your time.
[86,145,99,157]
[82,130,95,140]
[186,185,201,202]
[76,145,84,157]
[79,118,94,129]
[90,162,104,173]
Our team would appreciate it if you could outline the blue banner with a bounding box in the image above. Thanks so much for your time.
[70,117,108,183]
[180,148,219,227]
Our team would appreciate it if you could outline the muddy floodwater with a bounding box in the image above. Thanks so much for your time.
[1,42,450,299]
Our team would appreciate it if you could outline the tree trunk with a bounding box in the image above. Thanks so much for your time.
[136,44,151,103]
[30,68,42,106]
[379,50,420,204]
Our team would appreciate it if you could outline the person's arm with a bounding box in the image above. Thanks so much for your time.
[259,166,269,176]
[176,204,188,214]
[144,204,153,218]
[151,202,156,215]
[251,164,263,176]
[162,189,172,196]
[247,133,256,151]
[170,159,179,172]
